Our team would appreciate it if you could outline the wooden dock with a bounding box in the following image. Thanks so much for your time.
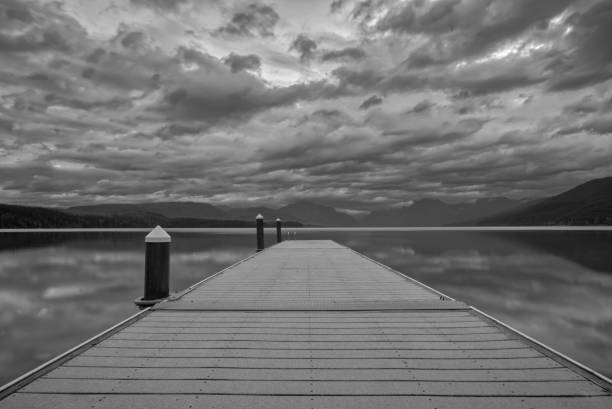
[1,240,611,408]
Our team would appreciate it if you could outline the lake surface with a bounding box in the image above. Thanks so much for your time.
[1,228,611,385]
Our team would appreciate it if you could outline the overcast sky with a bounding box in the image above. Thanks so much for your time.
[1,0,611,211]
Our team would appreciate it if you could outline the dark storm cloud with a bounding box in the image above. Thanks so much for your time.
[44,93,133,112]
[130,0,190,10]
[562,95,612,115]
[581,116,612,135]
[216,3,280,37]
[351,0,379,21]
[568,1,612,66]
[223,53,262,73]
[155,123,207,140]
[546,1,612,91]
[411,100,435,114]
[449,73,545,95]
[557,114,612,136]
[0,0,86,54]
[330,0,347,13]
[119,31,148,49]
[1,0,33,23]
[355,0,576,63]
[548,70,612,92]
[382,118,486,146]
[85,48,106,63]
[0,30,70,53]
[290,34,318,63]
[0,117,13,134]
[380,72,426,93]
[332,67,384,89]
[359,95,383,109]
[0,0,32,24]
[157,79,329,123]
[294,109,357,134]
[306,160,372,177]
[321,47,366,62]
[309,109,354,123]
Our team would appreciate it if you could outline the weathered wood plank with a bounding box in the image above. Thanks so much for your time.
[46,367,583,382]
[140,315,477,322]
[148,311,474,318]
[97,339,527,349]
[110,332,511,342]
[22,378,606,395]
[66,356,554,369]
[121,327,503,336]
[130,321,490,328]
[4,394,612,409]
[81,347,541,359]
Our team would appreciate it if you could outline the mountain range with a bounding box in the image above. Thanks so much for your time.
[362,197,530,227]
[66,201,357,227]
[478,177,612,225]
[1,177,610,228]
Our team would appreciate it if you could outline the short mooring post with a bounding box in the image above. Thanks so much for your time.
[134,225,170,308]
[256,214,264,252]
[276,218,282,243]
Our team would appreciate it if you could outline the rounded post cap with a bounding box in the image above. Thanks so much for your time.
[256,214,263,220]
[145,225,171,243]
[276,218,281,222]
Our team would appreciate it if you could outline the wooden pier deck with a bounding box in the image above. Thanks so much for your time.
[1,240,611,408]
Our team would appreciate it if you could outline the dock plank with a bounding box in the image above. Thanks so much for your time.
[22,378,607,395]
[46,367,583,381]
[77,347,542,359]
[3,394,612,409]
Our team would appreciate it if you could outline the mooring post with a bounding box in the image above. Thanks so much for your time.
[134,225,170,309]
[256,214,264,251]
[276,218,282,243]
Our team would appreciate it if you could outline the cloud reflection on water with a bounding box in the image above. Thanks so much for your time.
[0,231,254,385]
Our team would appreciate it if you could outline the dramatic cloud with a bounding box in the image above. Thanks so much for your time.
[359,95,383,109]
[321,47,366,62]
[410,100,435,114]
[330,0,347,13]
[223,53,262,73]
[0,0,611,211]
[215,3,280,37]
[130,0,190,11]
[290,34,318,63]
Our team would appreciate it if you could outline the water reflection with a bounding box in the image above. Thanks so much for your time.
[0,229,611,385]
[0,231,254,385]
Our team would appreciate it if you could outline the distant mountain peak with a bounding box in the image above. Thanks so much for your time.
[480,177,612,225]
[364,196,525,227]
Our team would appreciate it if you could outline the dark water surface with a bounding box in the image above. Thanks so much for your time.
[1,228,611,385]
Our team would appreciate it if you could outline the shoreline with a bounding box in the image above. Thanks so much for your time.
[1,226,612,233]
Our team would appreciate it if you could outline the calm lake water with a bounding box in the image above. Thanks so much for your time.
[1,228,611,385]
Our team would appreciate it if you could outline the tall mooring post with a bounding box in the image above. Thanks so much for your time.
[276,218,282,243]
[135,225,170,308]
[256,214,264,252]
